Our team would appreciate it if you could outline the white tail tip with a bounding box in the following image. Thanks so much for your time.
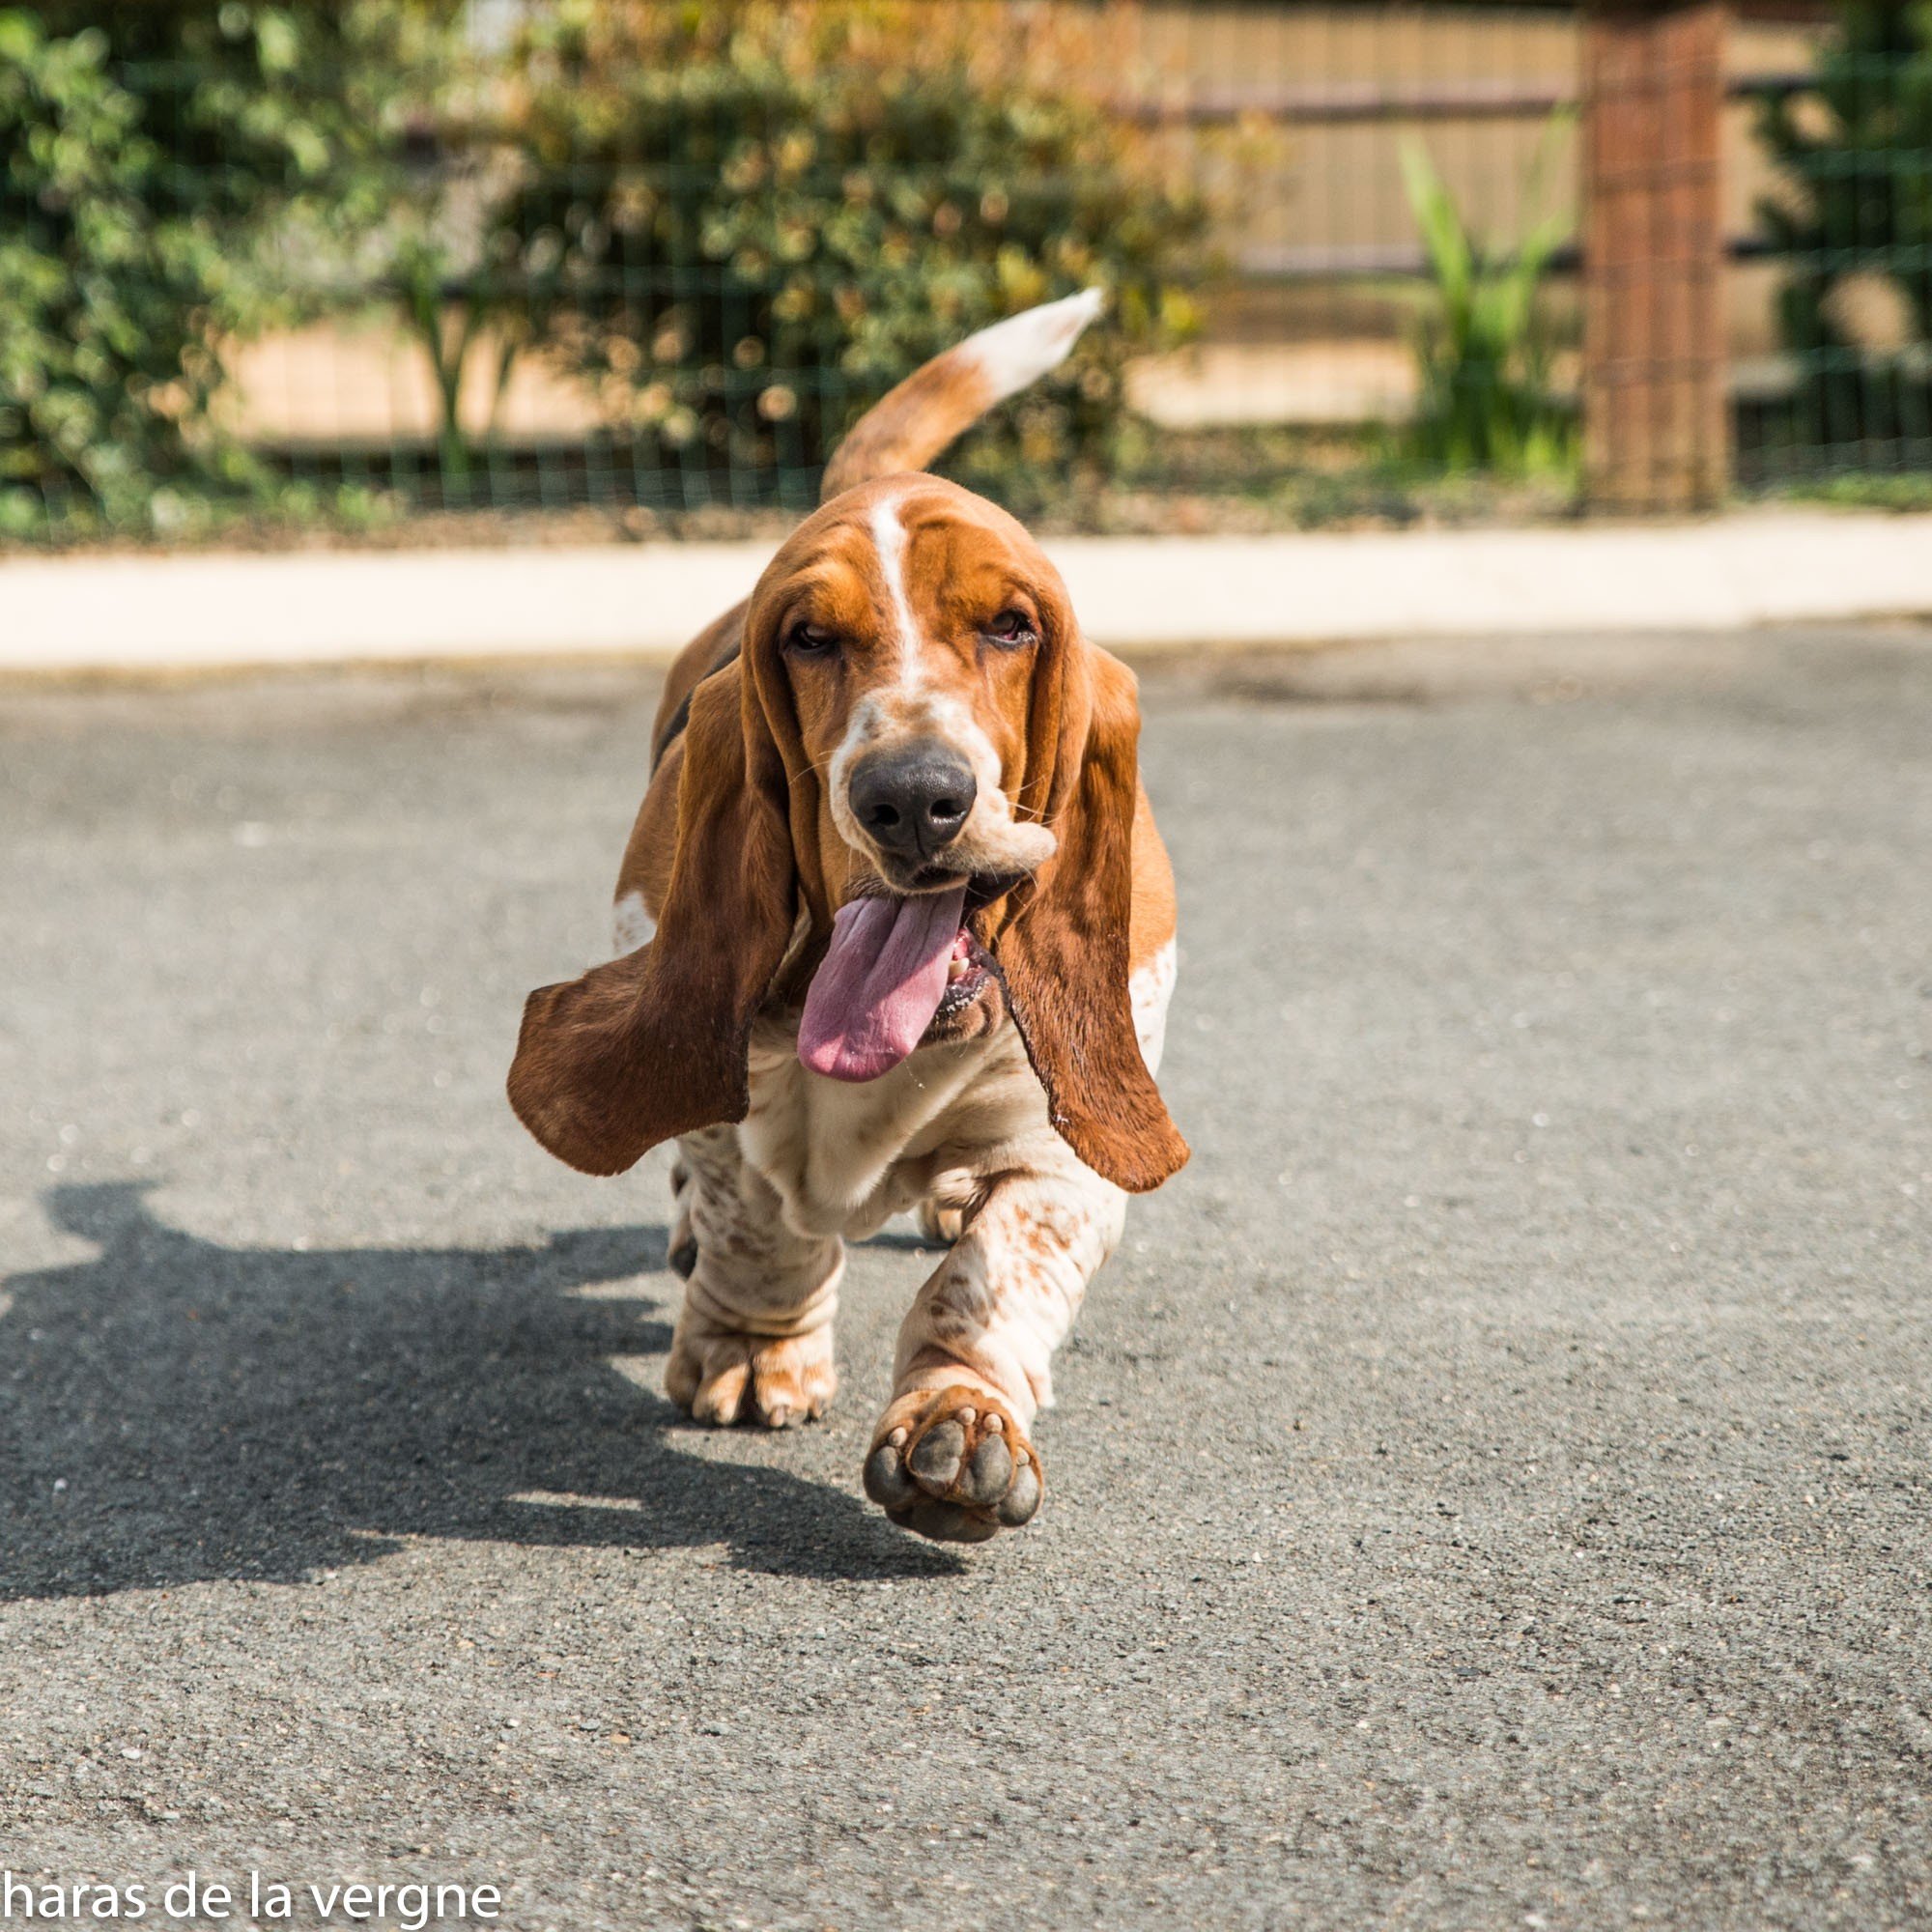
[960,287,1107,407]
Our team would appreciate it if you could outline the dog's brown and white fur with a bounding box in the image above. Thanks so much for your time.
[509,291,1187,1542]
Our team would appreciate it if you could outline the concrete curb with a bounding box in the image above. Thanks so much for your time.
[4,508,1930,674]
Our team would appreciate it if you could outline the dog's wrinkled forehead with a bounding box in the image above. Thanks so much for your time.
[763,478,1055,757]
[779,479,1046,643]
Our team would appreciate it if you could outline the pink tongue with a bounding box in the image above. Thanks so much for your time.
[799,887,969,1082]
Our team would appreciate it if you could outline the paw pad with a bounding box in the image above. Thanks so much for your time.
[864,1385,1043,1542]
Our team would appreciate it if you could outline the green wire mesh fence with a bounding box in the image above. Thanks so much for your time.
[1744,7,1932,491]
[2,2,1926,545]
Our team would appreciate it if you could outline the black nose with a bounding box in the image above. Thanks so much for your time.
[848,746,978,860]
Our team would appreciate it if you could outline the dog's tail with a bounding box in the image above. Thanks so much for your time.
[818,287,1105,502]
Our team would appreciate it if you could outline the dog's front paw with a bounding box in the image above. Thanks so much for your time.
[863,1385,1043,1543]
[666,1314,835,1429]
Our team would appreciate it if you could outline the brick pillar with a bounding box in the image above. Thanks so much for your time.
[1580,1,1729,511]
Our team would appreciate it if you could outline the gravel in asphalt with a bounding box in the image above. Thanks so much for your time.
[2,626,1929,1929]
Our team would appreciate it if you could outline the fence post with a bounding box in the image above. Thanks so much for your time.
[1580,0,1729,511]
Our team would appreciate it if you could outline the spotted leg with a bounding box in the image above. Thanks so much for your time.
[864,1153,1124,1541]
[664,1124,841,1428]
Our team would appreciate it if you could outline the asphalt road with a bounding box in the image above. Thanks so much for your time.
[3,626,1929,1931]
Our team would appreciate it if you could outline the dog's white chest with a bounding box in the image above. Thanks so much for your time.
[740,1019,1043,1240]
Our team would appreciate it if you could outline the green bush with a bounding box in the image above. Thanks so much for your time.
[1756,2,1932,464]
[0,14,213,533]
[481,0,1210,510]
[0,4,439,535]
[1,0,1208,535]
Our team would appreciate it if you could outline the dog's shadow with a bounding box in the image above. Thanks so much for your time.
[0,1182,962,1603]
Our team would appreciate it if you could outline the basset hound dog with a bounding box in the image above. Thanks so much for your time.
[509,289,1187,1543]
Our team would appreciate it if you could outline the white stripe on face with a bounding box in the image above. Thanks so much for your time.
[869,494,924,694]
[824,493,1060,881]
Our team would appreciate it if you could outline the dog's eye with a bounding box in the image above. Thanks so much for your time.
[785,621,838,656]
[984,608,1038,648]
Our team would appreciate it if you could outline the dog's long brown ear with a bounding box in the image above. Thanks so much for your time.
[507,662,796,1176]
[995,645,1189,1194]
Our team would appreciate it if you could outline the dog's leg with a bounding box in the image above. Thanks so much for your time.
[863,1154,1123,1541]
[664,1123,841,1428]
